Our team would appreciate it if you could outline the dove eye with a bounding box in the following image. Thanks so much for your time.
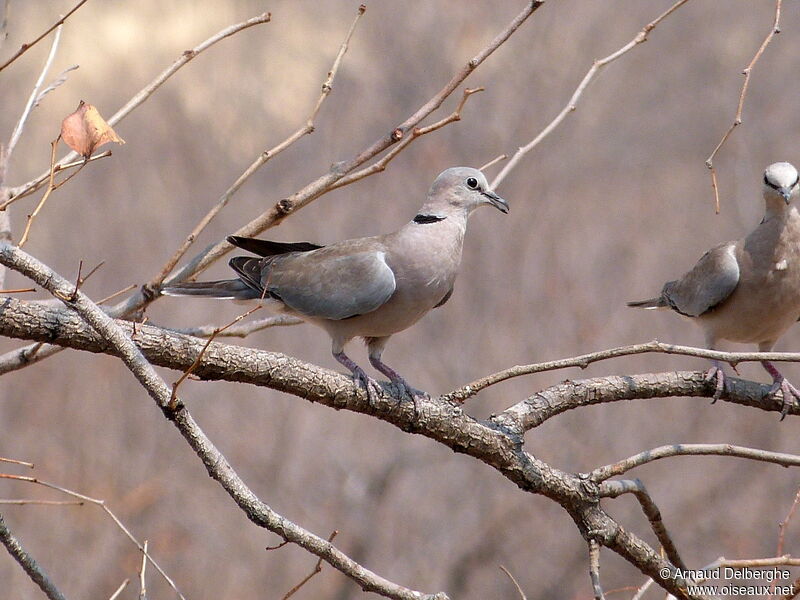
[466,177,479,190]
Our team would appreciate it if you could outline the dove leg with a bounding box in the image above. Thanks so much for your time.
[761,360,800,420]
[366,336,427,413]
[333,350,382,407]
[705,360,727,403]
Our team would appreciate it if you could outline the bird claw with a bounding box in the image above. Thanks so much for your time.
[704,365,727,403]
[352,368,383,407]
[766,377,800,421]
[391,379,429,419]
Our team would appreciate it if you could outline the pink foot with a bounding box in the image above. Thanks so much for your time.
[762,361,800,420]
[704,364,727,403]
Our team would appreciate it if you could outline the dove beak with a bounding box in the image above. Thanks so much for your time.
[482,190,509,213]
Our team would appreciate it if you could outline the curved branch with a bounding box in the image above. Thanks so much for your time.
[0,285,700,597]
[491,0,689,189]
[0,244,448,600]
[446,339,800,403]
[491,371,785,434]
[592,444,800,482]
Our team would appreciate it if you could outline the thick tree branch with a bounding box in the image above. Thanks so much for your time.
[445,339,800,403]
[0,294,729,598]
[491,372,790,434]
[0,244,447,600]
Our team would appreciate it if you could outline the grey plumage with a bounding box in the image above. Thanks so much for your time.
[163,167,509,405]
[628,161,800,417]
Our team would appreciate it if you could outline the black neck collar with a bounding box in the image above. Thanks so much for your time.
[413,214,446,224]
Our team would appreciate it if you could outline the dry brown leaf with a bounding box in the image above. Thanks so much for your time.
[60,100,125,158]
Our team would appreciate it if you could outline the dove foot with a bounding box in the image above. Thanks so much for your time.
[762,361,800,420]
[704,362,728,403]
[334,351,382,407]
[369,355,427,417]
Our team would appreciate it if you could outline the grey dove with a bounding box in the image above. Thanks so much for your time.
[162,167,508,405]
[628,161,800,417]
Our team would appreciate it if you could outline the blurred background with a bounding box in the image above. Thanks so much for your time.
[1,1,800,598]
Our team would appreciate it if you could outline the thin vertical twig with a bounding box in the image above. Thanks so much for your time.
[138,540,148,600]
[589,540,606,600]
[5,26,64,170]
[705,0,782,212]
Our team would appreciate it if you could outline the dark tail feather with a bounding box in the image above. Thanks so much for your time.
[626,297,666,309]
[161,279,260,300]
[227,236,322,257]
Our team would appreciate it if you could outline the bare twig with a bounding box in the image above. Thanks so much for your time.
[6,12,273,203]
[97,284,137,306]
[169,314,302,338]
[777,488,800,557]
[282,530,339,599]
[599,479,688,571]
[630,578,655,600]
[446,339,800,403]
[327,87,485,192]
[592,444,800,482]
[0,341,60,375]
[107,579,129,600]
[153,6,364,286]
[0,0,88,73]
[479,154,507,172]
[588,539,606,600]
[4,25,63,175]
[0,287,35,293]
[0,472,185,599]
[0,512,67,600]
[138,540,148,600]
[19,138,70,248]
[170,306,262,404]
[0,499,82,506]
[4,151,111,207]
[265,540,289,551]
[709,555,800,568]
[491,0,690,189]
[499,565,528,600]
[0,456,34,468]
[705,0,782,213]
[34,64,79,107]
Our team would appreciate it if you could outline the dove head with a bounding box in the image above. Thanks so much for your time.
[763,162,799,207]
[419,167,509,218]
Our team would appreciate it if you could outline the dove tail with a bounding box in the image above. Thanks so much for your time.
[626,297,666,309]
[161,279,260,300]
